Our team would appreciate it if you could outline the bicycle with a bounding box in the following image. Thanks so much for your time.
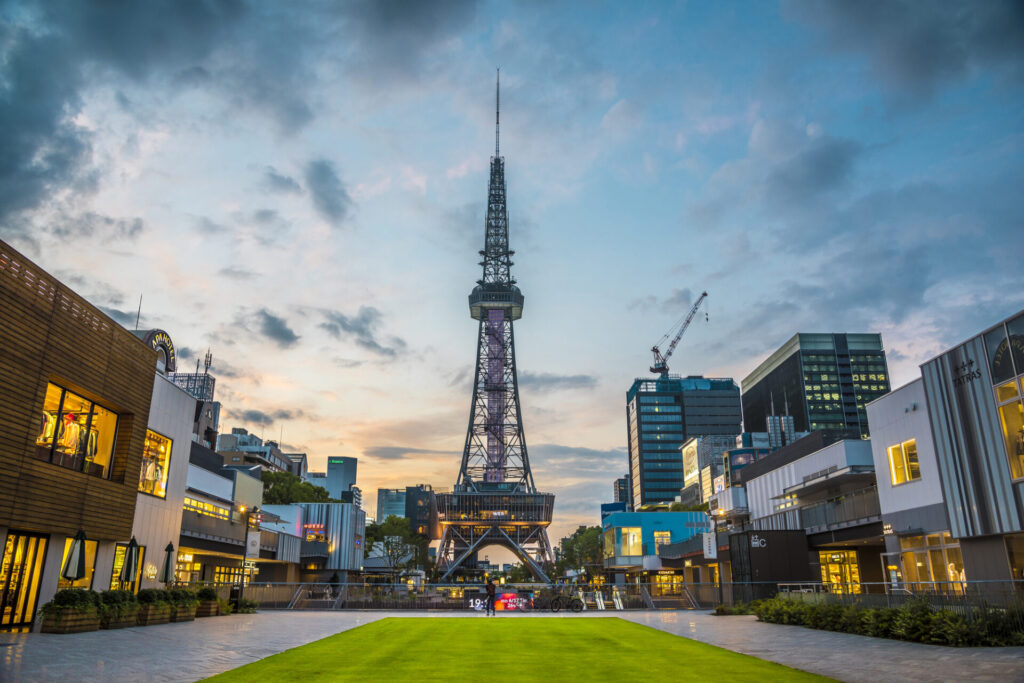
[549,593,584,613]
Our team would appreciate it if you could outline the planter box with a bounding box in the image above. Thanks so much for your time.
[196,600,220,617]
[40,607,100,634]
[136,603,170,626]
[170,604,197,622]
[101,606,140,630]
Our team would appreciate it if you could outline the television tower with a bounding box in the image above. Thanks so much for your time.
[436,72,555,582]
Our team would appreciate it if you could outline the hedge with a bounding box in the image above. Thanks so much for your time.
[752,596,1024,647]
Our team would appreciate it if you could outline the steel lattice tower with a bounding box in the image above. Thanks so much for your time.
[436,73,554,582]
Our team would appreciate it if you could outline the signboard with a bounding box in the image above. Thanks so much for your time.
[467,592,531,611]
[702,532,717,559]
[683,442,700,485]
[245,529,261,559]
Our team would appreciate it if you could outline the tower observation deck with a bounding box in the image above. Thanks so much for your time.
[436,72,555,582]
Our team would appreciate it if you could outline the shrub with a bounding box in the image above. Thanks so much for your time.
[217,597,234,615]
[197,587,218,601]
[237,598,258,614]
[892,599,933,642]
[49,588,100,608]
[840,604,867,635]
[863,607,899,639]
[99,589,137,606]
[168,588,198,605]
[137,588,169,605]
[929,610,974,646]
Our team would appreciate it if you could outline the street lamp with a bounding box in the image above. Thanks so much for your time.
[237,505,260,608]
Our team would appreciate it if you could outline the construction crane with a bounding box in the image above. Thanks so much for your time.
[650,291,708,376]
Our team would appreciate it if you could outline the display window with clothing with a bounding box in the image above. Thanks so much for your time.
[35,382,118,479]
[138,429,172,498]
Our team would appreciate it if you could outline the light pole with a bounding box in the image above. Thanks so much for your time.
[237,505,260,608]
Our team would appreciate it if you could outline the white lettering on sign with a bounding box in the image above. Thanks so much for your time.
[750,534,767,548]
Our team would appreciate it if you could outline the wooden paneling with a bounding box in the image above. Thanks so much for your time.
[0,241,157,541]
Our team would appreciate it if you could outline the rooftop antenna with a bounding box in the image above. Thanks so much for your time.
[495,68,500,157]
[204,349,213,375]
[134,294,142,331]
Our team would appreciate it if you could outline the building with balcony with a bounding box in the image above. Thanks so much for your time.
[217,428,291,472]
[601,511,710,584]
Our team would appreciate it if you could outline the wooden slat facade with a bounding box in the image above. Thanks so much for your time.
[0,240,157,542]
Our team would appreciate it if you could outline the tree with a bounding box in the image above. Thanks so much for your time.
[670,501,708,512]
[261,471,337,504]
[555,525,604,578]
[365,516,421,581]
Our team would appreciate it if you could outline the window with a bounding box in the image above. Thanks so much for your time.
[888,439,921,485]
[110,544,146,593]
[184,497,230,520]
[139,430,172,498]
[35,382,118,479]
[653,531,671,546]
[619,527,642,556]
[998,400,1024,479]
[57,537,98,590]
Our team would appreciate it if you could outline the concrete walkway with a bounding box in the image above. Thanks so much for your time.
[2,610,1023,682]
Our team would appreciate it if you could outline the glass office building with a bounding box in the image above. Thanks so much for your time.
[741,333,890,438]
[627,376,742,507]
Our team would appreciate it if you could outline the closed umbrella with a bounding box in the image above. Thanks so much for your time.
[61,530,87,582]
[159,542,175,585]
[119,537,140,588]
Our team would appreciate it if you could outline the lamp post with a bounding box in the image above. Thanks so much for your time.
[237,505,260,608]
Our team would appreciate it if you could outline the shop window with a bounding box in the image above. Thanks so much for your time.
[109,544,146,593]
[818,550,861,594]
[184,496,230,520]
[897,533,966,589]
[653,531,671,547]
[57,537,98,590]
[619,527,642,556]
[138,429,172,498]
[603,530,614,559]
[35,382,118,479]
[996,381,1020,403]
[0,532,48,630]
[888,439,921,485]
[1006,535,1024,581]
[1007,314,1024,375]
[998,400,1024,480]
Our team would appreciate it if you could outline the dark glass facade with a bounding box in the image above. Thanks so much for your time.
[626,376,742,507]
[742,333,889,438]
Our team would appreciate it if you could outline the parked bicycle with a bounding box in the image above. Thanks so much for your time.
[550,592,584,613]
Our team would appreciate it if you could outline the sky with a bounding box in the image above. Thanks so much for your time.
[2,0,1023,554]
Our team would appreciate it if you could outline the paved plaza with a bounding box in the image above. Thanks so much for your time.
[2,610,1023,682]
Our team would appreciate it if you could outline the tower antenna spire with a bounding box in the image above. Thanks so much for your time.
[495,68,500,157]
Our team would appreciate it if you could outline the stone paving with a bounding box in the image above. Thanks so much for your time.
[2,610,1023,682]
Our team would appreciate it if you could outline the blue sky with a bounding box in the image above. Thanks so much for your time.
[2,0,1023,544]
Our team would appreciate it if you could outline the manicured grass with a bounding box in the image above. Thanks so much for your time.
[206,617,832,682]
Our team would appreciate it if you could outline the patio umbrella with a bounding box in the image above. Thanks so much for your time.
[159,542,175,585]
[119,537,140,588]
[61,529,87,582]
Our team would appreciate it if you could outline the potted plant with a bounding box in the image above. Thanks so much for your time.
[99,590,139,629]
[39,589,101,634]
[216,596,234,616]
[196,587,220,617]
[136,588,171,626]
[236,597,258,614]
[168,588,198,622]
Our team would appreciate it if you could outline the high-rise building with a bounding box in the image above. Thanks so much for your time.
[404,484,440,539]
[376,488,406,521]
[627,375,742,507]
[326,456,357,500]
[741,333,891,438]
[613,475,630,506]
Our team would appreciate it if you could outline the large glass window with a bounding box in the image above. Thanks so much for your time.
[57,538,98,590]
[35,382,118,479]
[1007,534,1024,581]
[985,325,1015,384]
[184,497,230,520]
[653,531,671,546]
[138,430,172,498]
[898,533,966,589]
[888,439,921,485]
[1007,313,1024,375]
[998,400,1024,479]
[0,532,48,630]
[620,527,642,556]
[110,544,146,593]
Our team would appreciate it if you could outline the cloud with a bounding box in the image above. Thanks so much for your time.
[363,446,456,461]
[784,0,1024,101]
[218,266,257,280]
[263,166,302,194]
[98,305,139,327]
[304,159,352,226]
[518,372,598,392]
[51,212,145,242]
[628,288,694,313]
[255,309,300,348]
[320,306,406,357]
[224,407,309,427]
[765,138,861,204]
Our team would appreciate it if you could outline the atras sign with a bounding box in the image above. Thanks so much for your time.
[951,358,981,387]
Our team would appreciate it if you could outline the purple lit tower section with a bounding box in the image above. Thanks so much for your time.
[485,308,506,482]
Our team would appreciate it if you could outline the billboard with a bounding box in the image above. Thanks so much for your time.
[682,440,700,485]
[467,592,532,611]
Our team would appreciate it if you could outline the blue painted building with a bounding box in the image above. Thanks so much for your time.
[602,511,710,583]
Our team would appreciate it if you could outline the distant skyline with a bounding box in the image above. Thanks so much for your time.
[2,1,1023,544]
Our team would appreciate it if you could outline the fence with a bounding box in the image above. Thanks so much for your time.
[177,580,1024,617]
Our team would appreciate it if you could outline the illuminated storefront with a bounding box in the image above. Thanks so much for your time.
[818,550,861,593]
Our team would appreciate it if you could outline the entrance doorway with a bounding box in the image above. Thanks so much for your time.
[1,531,49,630]
[818,549,861,593]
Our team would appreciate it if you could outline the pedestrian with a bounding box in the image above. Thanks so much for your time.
[485,577,496,616]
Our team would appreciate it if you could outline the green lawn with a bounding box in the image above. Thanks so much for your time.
[206,617,832,682]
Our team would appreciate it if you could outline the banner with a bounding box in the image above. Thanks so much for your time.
[702,532,717,559]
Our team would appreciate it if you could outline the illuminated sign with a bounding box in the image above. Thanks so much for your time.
[467,592,531,611]
[141,329,176,373]
[178,553,194,563]
[882,523,894,536]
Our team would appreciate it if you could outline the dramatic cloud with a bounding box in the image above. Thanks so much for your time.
[629,288,694,313]
[225,407,309,427]
[764,137,861,205]
[262,166,302,194]
[218,266,258,280]
[304,159,352,226]
[519,372,598,392]
[785,0,1024,100]
[363,446,455,461]
[255,309,300,348]
[320,306,405,357]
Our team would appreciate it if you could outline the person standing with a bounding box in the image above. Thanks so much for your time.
[485,578,496,616]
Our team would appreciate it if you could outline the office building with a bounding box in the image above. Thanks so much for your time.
[404,484,440,539]
[284,452,308,479]
[741,333,890,438]
[377,488,406,521]
[217,428,291,472]
[262,502,365,581]
[626,375,742,507]
[613,475,630,507]
[326,457,357,500]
